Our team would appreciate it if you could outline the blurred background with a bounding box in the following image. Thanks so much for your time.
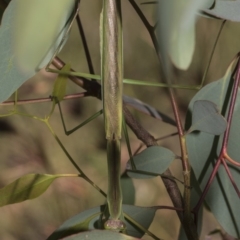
[0,0,239,239]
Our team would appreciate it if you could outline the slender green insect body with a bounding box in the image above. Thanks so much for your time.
[102,0,123,140]
[101,0,125,230]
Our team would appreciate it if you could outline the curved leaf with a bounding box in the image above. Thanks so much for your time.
[62,230,140,240]
[187,100,227,135]
[185,57,240,237]
[123,205,157,238]
[47,206,101,240]
[123,95,176,126]
[0,173,72,207]
[47,204,157,239]
[202,0,214,9]
[158,0,209,71]
[127,146,175,179]
[204,1,240,22]
[0,0,76,103]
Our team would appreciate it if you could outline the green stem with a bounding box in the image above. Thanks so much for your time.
[168,89,198,239]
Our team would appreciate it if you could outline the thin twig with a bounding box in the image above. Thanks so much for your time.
[129,1,199,239]
[76,14,95,75]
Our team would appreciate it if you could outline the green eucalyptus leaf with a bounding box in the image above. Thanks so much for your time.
[121,175,135,205]
[52,64,71,102]
[47,204,156,239]
[187,100,227,135]
[47,207,101,240]
[62,230,140,240]
[158,0,209,71]
[0,173,71,207]
[127,146,175,179]
[203,0,240,21]
[0,0,76,103]
[123,205,156,237]
[185,57,240,238]
[201,0,214,9]
[123,95,176,125]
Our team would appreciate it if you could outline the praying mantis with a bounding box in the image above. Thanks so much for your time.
[100,0,125,230]
[39,0,225,232]
[0,0,227,236]
[51,0,125,231]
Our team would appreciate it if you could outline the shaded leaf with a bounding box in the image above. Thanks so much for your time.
[123,95,176,126]
[62,230,140,240]
[52,64,71,102]
[185,57,240,237]
[204,1,240,22]
[0,0,76,103]
[127,146,175,179]
[187,100,227,135]
[47,204,156,239]
[47,206,101,240]
[123,205,156,238]
[158,0,209,71]
[121,175,135,205]
[0,173,72,207]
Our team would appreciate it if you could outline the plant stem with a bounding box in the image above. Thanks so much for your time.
[201,20,226,87]
[128,1,199,238]
[123,105,184,216]
[168,89,198,240]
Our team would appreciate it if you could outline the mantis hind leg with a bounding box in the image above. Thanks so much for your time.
[57,100,103,136]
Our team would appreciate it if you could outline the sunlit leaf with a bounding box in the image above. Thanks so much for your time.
[52,64,71,102]
[127,146,175,179]
[187,100,227,135]
[0,173,73,207]
[47,204,157,239]
[62,230,140,240]
[203,0,240,21]
[0,0,76,103]
[185,56,240,238]
[158,0,209,71]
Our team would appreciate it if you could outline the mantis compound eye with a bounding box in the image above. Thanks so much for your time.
[104,219,126,231]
